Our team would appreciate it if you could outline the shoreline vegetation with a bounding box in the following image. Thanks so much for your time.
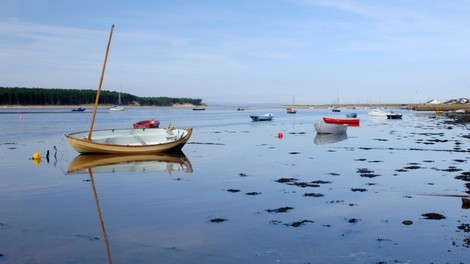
[1,87,468,111]
[2,103,470,111]
[0,87,204,107]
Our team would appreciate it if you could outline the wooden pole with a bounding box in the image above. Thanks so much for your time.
[88,24,115,140]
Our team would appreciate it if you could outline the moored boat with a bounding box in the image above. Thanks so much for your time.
[323,117,360,125]
[286,107,297,114]
[72,107,86,112]
[110,92,125,111]
[286,95,297,114]
[65,127,192,154]
[250,113,273,121]
[65,25,192,154]
[368,109,388,117]
[386,113,403,119]
[133,119,160,129]
[314,121,348,134]
[346,113,357,118]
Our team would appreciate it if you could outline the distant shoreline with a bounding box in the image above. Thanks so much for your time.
[1,103,469,111]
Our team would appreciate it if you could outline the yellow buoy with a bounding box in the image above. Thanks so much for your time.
[33,152,42,160]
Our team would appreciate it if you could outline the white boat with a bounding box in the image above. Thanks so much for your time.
[65,127,192,154]
[368,108,388,117]
[250,113,273,121]
[314,121,347,134]
[110,92,125,111]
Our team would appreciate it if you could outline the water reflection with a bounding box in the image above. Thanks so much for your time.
[67,151,193,174]
[314,133,348,145]
[66,151,192,264]
[87,167,113,264]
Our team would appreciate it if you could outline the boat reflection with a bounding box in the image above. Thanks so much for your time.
[314,133,348,145]
[66,151,192,264]
[67,151,193,174]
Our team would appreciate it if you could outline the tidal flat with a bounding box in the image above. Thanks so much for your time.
[0,107,469,263]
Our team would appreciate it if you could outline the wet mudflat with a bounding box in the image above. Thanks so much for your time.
[0,107,469,263]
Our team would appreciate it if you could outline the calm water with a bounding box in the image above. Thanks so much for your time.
[0,107,469,263]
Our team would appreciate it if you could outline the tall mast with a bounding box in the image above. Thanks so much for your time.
[88,25,115,140]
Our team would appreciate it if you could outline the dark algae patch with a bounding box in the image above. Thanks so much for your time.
[275,178,331,188]
[303,193,324,198]
[347,218,361,224]
[351,188,367,192]
[285,220,314,227]
[275,178,297,183]
[209,218,228,223]
[421,212,446,220]
[266,207,294,213]
[357,168,380,178]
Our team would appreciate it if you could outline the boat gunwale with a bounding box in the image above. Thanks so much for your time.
[65,127,193,153]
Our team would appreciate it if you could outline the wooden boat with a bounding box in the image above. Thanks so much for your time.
[133,119,160,129]
[67,151,193,174]
[65,127,192,154]
[323,117,360,125]
[250,113,273,121]
[72,107,86,112]
[65,25,193,154]
[314,121,347,134]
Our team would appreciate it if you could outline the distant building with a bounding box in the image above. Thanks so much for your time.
[426,99,440,105]
[443,98,469,104]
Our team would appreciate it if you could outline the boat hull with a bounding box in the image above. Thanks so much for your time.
[250,114,273,121]
[314,122,348,134]
[368,109,388,117]
[65,128,192,154]
[323,117,360,125]
[286,108,296,114]
[133,119,160,129]
[386,114,402,119]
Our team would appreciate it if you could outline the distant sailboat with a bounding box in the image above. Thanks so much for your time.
[287,95,297,114]
[110,91,125,111]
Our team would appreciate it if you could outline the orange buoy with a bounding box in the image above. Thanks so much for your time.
[277,132,283,139]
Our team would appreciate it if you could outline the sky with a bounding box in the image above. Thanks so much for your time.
[1,0,470,105]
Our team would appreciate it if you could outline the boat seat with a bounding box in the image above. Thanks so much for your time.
[134,136,147,145]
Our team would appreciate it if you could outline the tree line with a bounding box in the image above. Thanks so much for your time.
[0,87,203,106]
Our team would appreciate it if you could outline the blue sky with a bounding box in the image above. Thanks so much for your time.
[1,0,470,105]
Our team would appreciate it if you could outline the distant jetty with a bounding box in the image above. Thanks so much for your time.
[411,104,470,111]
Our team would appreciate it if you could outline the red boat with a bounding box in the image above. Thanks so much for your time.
[133,119,160,129]
[323,117,360,125]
